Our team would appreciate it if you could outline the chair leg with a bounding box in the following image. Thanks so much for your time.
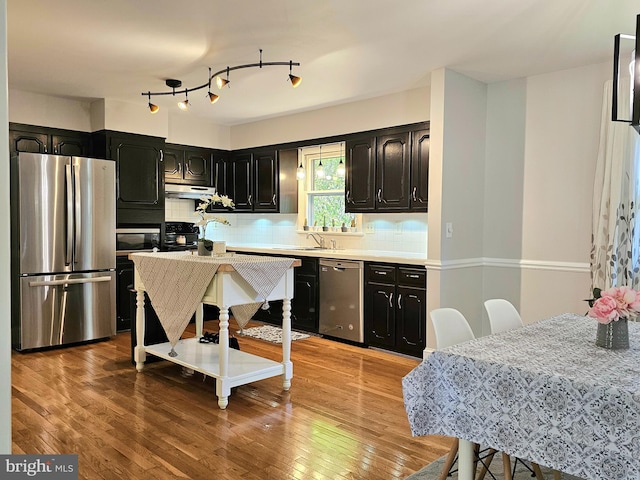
[530,462,544,480]
[501,452,513,480]
[476,449,497,480]
[437,438,459,480]
[553,470,562,480]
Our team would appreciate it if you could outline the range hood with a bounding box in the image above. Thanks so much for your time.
[165,184,217,199]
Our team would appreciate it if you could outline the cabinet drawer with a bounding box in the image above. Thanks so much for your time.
[398,267,425,288]
[366,264,396,284]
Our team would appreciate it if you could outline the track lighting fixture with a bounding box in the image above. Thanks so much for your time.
[142,49,301,113]
[177,90,189,110]
[216,67,230,89]
[207,67,220,104]
[316,146,325,179]
[147,92,159,114]
[289,60,302,88]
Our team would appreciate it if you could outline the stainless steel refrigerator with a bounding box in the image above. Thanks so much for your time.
[11,152,116,350]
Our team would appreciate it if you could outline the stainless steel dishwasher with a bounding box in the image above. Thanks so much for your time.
[319,259,364,343]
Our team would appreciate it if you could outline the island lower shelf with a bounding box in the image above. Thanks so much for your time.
[145,337,285,387]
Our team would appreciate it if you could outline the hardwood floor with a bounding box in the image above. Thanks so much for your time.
[11,320,451,479]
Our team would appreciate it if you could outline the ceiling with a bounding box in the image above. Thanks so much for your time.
[7,0,640,126]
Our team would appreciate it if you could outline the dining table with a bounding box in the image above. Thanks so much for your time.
[402,313,640,480]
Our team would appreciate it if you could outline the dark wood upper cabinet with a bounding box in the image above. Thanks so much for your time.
[164,143,211,186]
[410,129,429,211]
[51,132,92,156]
[345,136,376,212]
[376,132,410,211]
[345,124,428,213]
[9,124,92,158]
[230,152,253,211]
[253,148,278,211]
[92,130,164,226]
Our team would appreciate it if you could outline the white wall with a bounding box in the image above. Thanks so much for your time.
[9,88,93,131]
[230,87,430,149]
[426,68,488,342]
[517,62,610,321]
[1,0,11,453]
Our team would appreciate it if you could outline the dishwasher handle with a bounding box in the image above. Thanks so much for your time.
[319,259,363,270]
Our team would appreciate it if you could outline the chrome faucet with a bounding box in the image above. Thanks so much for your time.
[307,232,325,248]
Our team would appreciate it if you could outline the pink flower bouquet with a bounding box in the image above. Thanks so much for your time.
[588,286,640,324]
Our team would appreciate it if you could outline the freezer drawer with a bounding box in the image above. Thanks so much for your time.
[16,271,116,350]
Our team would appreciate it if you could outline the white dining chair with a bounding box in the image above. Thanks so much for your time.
[484,299,523,334]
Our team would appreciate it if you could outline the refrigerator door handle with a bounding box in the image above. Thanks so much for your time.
[65,163,74,266]
[29,276,112,287]
[74,163,82,264]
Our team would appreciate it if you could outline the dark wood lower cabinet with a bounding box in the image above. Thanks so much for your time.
[364,263,426,357]
[251,256,319,333]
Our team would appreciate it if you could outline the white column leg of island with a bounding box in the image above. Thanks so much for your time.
[216,306,231,409]
[195,303,204,339]
[458,439,474,480]
[281,298,293,390]
[134,289,146,372]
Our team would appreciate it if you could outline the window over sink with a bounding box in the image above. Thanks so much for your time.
[300,142,354,229]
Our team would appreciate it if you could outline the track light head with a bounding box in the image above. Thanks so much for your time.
[289,74,302,88]
[216,76,230,89]
[208,91,220,104]
[178,91,189,110]
[296,161,305,180]
[147,92,159,114]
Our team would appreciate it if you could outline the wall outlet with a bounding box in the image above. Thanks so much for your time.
[446,222,453,238]
[394,222,403,235]
[365,223,375,234]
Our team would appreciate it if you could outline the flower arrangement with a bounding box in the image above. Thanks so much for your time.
[194,194,235,243]
[588,286,640,324]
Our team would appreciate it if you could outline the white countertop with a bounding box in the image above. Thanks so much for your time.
[227,243,428,266]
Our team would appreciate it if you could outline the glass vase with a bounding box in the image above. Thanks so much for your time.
[197,241,212,256]
[596,318,629,350]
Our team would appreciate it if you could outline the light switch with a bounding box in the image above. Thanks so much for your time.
[446,222,453,238]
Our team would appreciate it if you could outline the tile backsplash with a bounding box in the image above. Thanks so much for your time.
[166,198,427,254]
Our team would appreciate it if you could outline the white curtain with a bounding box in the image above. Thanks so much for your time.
[591,80,640,290]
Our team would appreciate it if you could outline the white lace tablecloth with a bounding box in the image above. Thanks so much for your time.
[402,313,640,480]
[131,252,295,346]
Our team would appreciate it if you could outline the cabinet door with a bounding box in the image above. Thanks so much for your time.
[396,286,426,357]
[184,147,211,185]
[410,129,429,211]
[365,283,396,348]
[163,146,183,182]
[345,136,376,212]
[51,132,92,156]
[253,149,278,211]
[9,130,49,155]
[116,257,134,332]
[230,153,253,211]
[109,135,164,225]
[376,132,410,211]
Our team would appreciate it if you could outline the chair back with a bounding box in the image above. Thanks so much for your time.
[484,299,524,334]
[430,307,475,349]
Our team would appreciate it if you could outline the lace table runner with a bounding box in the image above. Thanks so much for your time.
[131,252,295,346]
